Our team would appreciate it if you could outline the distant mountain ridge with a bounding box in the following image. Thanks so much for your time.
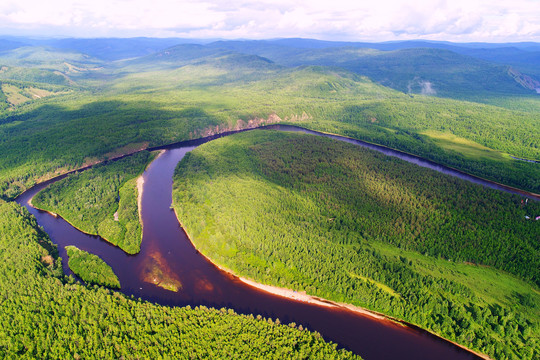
[204,41,540,97]
[1,36,539,99]
[0,37,205,61]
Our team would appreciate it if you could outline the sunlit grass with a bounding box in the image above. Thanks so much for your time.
[422,130,511,161]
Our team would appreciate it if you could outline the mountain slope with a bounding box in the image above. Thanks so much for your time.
[208,41,536,97]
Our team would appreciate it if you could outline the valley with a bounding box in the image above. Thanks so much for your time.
[1,36,538,359]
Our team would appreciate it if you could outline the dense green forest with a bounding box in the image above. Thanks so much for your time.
[0,199,357,359]
[1,39,539,359]
[173,130,540,360]
[0,46,538,202]
[65,246,121,288]
[33,151,151,254]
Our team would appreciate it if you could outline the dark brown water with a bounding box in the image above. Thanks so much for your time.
[15,127,497,360]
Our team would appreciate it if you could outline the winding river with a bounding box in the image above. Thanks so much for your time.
[16,124,533,360]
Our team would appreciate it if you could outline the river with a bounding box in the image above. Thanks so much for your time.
[15,125,513,360]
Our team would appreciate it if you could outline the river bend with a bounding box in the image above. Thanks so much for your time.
[14,126,512,360]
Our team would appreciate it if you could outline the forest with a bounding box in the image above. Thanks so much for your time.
[65,246,121,289]
[172,130,539,360]
[0,199,357,359]
[0,46,538,203]
[32,151,152,254]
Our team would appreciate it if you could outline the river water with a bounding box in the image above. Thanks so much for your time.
[15,126,507,360]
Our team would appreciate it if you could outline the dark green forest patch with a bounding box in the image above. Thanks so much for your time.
[65,245,120,288]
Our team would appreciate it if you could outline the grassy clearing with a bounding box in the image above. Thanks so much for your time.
[369,240,540,316]
[26,86,53,99]
[1,83,30,105]
[421,130,511,161]
[346,272,401,298]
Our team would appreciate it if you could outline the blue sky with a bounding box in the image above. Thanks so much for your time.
[1,0,539,42]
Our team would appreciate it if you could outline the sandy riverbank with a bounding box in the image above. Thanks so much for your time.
[136,176,144,220]
[172,208,400,324]
[137,150,165,224]
[238,277,389,320]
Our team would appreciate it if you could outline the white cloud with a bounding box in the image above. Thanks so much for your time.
[0,0,539,41]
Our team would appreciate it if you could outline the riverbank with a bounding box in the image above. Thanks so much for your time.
[137,149,165,227]
[238,278,493,360]
[171,208,492,360]
[137,176,144,221]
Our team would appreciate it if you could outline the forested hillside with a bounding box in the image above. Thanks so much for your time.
[173,130,540,360]
[0,199,357,359]
[206,40,539,97]
[0,50,538,200]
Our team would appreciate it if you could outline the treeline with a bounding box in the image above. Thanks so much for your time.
[0,95,224,200]
[172,130,539,360]
[33,151,151,254]
[0,65,70,85]
[0,84,7,112]
[0,199,357,359]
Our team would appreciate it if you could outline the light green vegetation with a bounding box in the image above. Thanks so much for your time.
[65,246,120,288]
[0,199,358,359]
[468,95,540,114]
[172,130,540,360]
[0,65,70,85]
[370,241,539,308]
[421,130,512,161]
[1,83,30,105]
[345,271,401,298]
[33,151,152,254]
[0,79,68,114]
[0,82,55,108]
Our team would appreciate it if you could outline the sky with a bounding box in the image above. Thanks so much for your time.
[0,0,539,42]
